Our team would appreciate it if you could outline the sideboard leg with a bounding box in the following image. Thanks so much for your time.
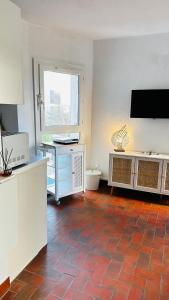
[110,186,114,195]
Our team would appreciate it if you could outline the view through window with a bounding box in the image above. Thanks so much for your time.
[43,71,79,127]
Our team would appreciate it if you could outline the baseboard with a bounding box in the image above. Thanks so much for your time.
[0,277,10,298]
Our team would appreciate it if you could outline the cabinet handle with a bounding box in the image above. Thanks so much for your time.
[70,149,74,151]
[72,171,75,174]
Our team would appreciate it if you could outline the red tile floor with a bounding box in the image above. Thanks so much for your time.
[3,189,169,299]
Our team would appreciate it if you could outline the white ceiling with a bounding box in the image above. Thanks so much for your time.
[11,0,169,39]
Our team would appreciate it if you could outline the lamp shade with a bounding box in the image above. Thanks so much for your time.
[111,125,129,152]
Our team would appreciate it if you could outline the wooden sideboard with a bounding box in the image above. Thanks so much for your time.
[109,151,169,195]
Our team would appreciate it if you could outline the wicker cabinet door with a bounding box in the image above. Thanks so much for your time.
[134,158,163,193]
[72,152,84,194]
[161,161,169,195]
[109,155,135,188]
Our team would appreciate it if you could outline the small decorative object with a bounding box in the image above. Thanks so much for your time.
[0,148,13,177]
[111,125,129,152]
[2,168,12,177]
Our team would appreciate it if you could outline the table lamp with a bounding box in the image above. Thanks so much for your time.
[111,125,129,152]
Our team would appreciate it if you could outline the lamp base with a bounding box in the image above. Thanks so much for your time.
[114,149,125,152]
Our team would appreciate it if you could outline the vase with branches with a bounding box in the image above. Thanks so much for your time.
[0,147,13,177]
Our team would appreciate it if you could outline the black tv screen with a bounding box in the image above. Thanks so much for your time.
[130,89,169,118]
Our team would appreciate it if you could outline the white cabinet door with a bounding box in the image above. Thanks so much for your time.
[134,158,163,193]
[0,178,17,283]
[72,151,84,193]
[56,151,84,198]
[109,154,135,189]
[161,160,169,195]
[0,0,23,104]
[56,153,73,198]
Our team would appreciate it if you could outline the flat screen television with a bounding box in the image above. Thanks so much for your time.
[130,89,169,118]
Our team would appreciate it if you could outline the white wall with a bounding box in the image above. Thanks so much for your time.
[18,22,93,163]
[92,33,169,179]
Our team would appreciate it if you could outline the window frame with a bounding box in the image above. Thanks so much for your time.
[40,64,81,132]
[33,58,85,146]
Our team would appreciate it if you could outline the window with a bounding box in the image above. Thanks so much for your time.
[43,71,79,127]
[33,60,84,146]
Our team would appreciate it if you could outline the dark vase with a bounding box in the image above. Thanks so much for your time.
[2,168,12,177]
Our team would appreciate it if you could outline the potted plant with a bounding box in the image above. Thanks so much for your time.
[0,148,13,177]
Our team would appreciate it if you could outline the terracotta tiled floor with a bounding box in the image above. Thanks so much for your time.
[3,190,169,299]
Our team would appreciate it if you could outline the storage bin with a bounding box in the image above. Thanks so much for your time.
[85,169,101,190]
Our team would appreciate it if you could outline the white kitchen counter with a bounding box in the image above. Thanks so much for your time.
[0,155,48,184]
[0,156,48,284]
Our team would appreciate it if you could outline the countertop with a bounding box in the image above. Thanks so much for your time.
[110,151,169,160]
[0,155,48,184]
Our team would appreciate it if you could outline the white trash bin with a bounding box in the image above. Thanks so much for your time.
[85,169,101,190]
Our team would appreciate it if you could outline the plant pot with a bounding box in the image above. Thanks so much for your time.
[2,168,12,177]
